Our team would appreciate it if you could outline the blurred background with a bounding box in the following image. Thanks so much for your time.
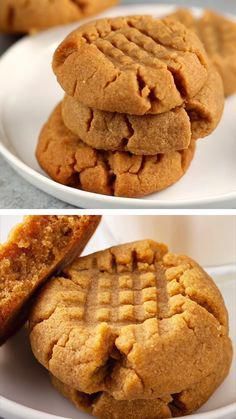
[1,0,235,52]
[1,215,236,268]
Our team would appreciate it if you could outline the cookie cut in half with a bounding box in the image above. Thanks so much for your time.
[53,15,209,115]
[0,215,101,344]
[36,104,195,198]
[0,0,118,33]
[29,240,232,409]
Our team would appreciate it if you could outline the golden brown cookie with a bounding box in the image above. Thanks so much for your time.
[51,353,231,419]
[62,65,223,151]
[53,15,209,115]
[29,240,232,403]
[0,215,101,345]
[0,0,118,33]
[36,103,195,198]
[62,95,191,154]
[167,9,236,97]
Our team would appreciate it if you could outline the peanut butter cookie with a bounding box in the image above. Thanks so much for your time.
[29,240,232,404]
[0,0,118,33]
[167,9,236,97]
[36,104,195,198]
[53,15,209,115]
[62,65,223,152]
[0,215,101,344]
[62,96,191,154]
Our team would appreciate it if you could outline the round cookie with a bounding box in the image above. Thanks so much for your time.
[53,15,209,115]
[62,66,223,152]
[36,103,195,198]
[0,0,118,33]
[62,96,191,155]
[167,9,236,97]
[29,240,232,402]
[51,354,231,419]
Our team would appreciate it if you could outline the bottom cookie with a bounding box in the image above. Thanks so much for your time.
[36,104,195,198]
[51,356,230,419]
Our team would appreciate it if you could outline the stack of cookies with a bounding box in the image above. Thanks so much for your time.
[36,15,224,198]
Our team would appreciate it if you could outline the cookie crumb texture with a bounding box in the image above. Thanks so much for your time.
[53,15,209,115]
[0,0,118,33]
[29,240,232,418]
[167,9,236,97]
[36,104,195,197]
[0,215,101,344]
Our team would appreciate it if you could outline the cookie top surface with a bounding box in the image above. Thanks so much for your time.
[29,240,232,400]
[0,215,101,345]
[36,103,195,198]
[53,15,209,115]
[0,0,118,33]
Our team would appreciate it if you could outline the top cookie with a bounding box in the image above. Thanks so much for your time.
[29,240,232,401]
[0,0,118,33]
[53,15,209,115]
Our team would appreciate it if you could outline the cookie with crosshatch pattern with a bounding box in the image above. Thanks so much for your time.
[53,15,209,115]
[29,240,232,405]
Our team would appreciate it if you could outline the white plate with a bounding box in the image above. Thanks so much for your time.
[0,4,236,209]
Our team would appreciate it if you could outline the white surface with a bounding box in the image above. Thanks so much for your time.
[0,215,236,418]
[105,215,236,266]
[0,4,235,209]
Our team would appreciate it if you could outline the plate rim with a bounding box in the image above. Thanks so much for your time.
[0,3,236,208]
[1,395,236,419]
